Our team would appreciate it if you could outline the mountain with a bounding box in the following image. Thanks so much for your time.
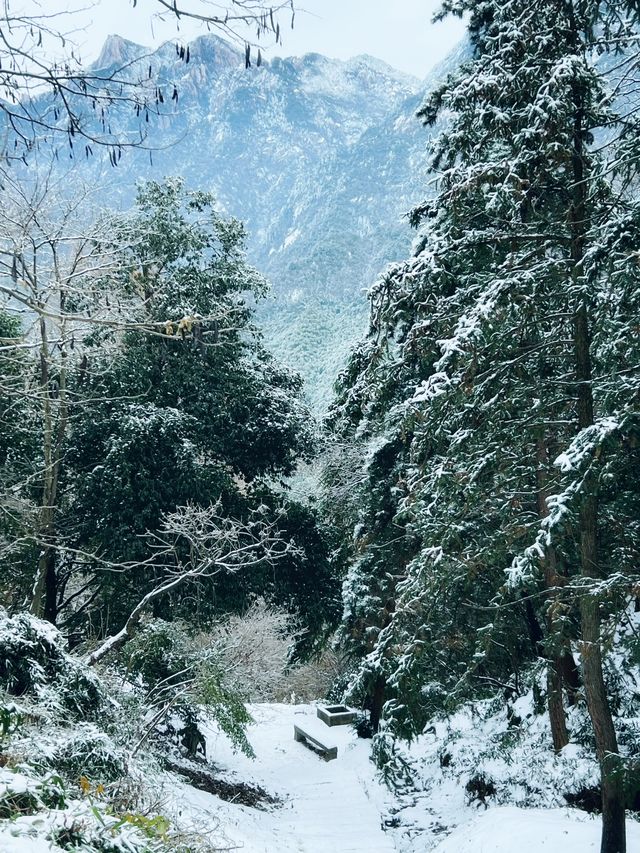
[53,34,467,409]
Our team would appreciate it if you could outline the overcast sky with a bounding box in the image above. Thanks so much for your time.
[44,1,465,79]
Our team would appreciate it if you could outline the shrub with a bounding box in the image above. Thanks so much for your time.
[118,619,254,757]
[283,647,346,703]
[0,787,39,818]
[43,726,127,785]
[206,599,298,701]
[465,773,497,808]
[0,610,64,695]
[0,610,106,720]
[0,704,22,742]
[207,600,347,703]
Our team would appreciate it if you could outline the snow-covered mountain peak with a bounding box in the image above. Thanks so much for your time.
[346,53,419,85]
[186,33,242,68]
[94,34,148,70]
[46,33,465,409]
[268,50,420,108]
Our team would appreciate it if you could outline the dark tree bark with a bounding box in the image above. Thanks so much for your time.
[536,435,570,752]
[30,309,68,625]
[43,552,57,624]
[523,596,544,653]
[574,306,626,853]
[369,673,386,733]
[560,650,581,706]
[568,45,626,849]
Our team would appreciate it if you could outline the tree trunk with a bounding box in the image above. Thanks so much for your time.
[30,315,56,620]
[546,660,568,753]
[369,674,386,733]
[569,50,625,845]
[87,568,204,666]
[561,9,627,835]
[575,308,626,853]
[522,596,544,654]
[536,436,570,752]
[43,550,58,623]
[560,650,581,706]
[580,584,626,852]
[30,297,69,625]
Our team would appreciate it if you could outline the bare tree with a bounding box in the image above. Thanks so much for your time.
[87,501,297,665]
[0,168,121,620]
[0,1,294,162]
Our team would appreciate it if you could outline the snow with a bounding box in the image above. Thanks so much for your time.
[0,772,33,797]
[2,697,640,852]
[431,806,640,853]
[0,777,167,853]
[507,415,624,588]
[195,703,397,853]
[0,836,54,853]
[283,228,301,249]
[164,702,640,853]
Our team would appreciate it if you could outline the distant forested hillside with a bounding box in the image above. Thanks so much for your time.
[28,33,467,409]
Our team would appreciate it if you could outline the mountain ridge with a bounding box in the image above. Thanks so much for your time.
[46,33,466,408]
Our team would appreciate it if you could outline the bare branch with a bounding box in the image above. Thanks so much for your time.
[86,501,298,665]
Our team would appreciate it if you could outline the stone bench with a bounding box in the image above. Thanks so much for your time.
[293,722,338,761]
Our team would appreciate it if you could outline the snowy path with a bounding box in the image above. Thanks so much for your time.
[172,703,640,853]
[261,774,396,853]
[187,703,397,853]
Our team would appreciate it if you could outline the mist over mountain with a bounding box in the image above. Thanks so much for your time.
[57,33,466,408]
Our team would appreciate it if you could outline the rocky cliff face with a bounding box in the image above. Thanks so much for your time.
[52,33,466,408]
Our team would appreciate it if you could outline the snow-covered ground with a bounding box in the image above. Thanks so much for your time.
[184,703,396,853]
[432,806,640,853]
[2,699,640,851]
[170,703,640,853]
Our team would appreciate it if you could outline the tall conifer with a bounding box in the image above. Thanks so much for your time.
[328,2,640,849]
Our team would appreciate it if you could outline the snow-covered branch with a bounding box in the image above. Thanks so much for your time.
[86,501,297,666]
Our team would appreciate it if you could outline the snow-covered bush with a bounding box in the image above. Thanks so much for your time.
[118,617,253,756]
[117,603,345,728]
[206,599,346,702]
[0,762,178,853]
[0,610,105,720]
[207,598,300,701]
[373,683,603,802]
[0,609,232,852]
[39,725,127,785]
[282,646,346,703]
[371,642,640,815]
[0,721,195,852]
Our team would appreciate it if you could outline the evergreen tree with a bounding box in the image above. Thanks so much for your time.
[0,177,337,654]
[327,3,640,850]
[61,179,333,646]
[0,310,39,607]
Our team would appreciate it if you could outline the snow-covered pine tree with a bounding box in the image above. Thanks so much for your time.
[327,2,640,850]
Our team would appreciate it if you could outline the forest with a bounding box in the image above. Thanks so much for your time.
[1,2,640,853]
